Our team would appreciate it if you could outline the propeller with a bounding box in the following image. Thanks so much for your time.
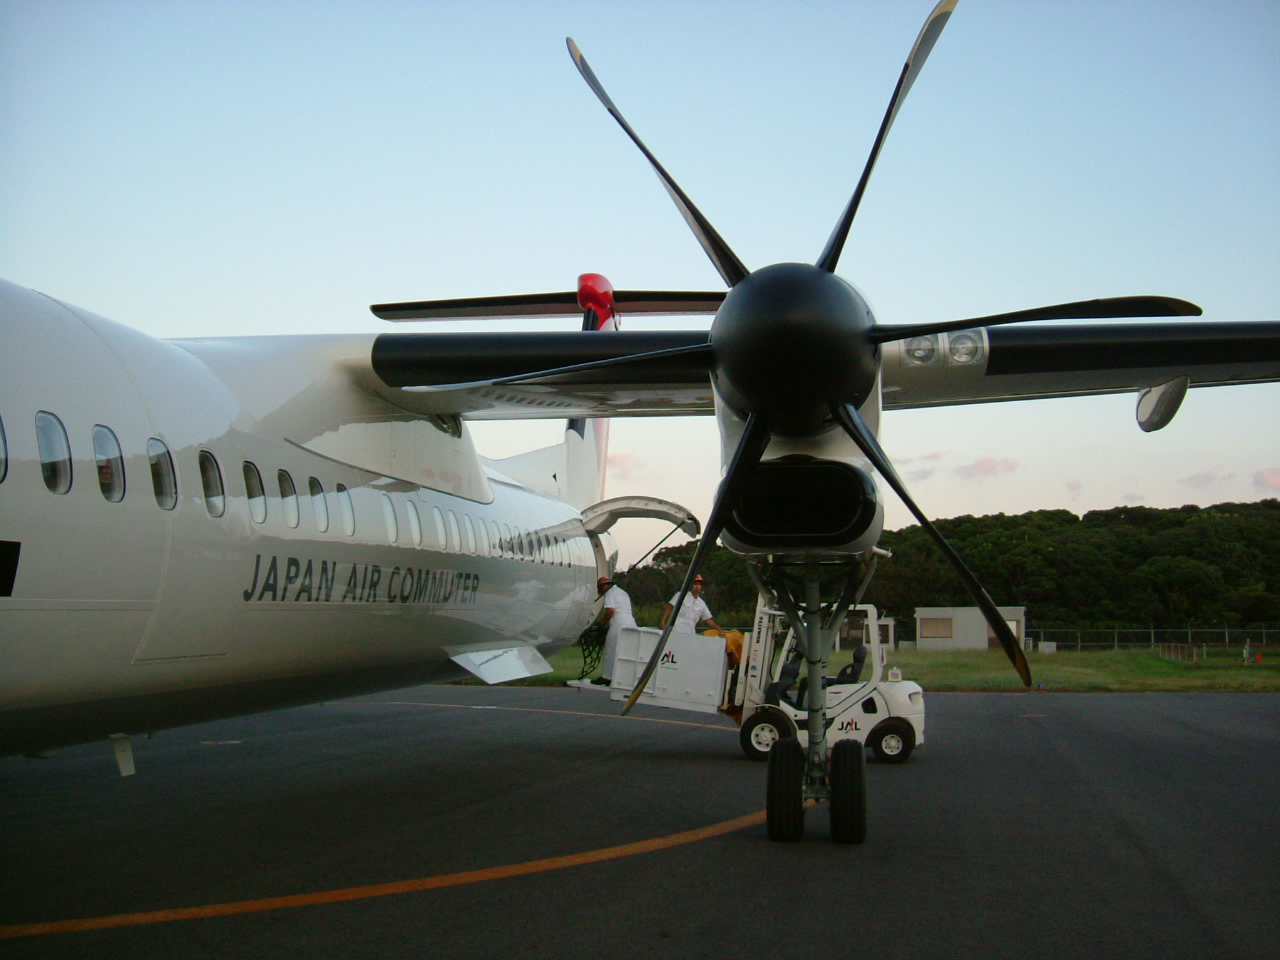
[377,3,1207,695]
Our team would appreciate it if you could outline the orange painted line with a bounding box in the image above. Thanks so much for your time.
[0,810,766,940]
[380,699,736,731]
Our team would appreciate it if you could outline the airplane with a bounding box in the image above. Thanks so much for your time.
[2,1,1278,844]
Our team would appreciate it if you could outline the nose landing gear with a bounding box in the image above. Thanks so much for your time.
[761,559,872,843]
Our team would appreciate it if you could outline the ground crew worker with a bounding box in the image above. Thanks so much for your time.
[660,575,724,636]
[594,576,635,686]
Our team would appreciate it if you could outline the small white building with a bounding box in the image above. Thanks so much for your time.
[914,606,1025,651]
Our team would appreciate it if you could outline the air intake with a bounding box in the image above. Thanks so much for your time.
[724,456,878,549]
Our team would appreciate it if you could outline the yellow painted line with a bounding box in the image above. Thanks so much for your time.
[379,699,737,731]
[0,811,766,940]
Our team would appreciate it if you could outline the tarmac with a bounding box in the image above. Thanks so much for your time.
[1,687,1276,959]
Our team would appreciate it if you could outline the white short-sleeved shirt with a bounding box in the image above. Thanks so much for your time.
[603,585,636,639]
[667,592,712,635]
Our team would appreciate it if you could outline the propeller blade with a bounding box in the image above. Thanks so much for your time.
[816,0,958,274]
[869,296,1203,344]
[832,403,1032,685]
[566,38,749,288]
[621,415,772,714]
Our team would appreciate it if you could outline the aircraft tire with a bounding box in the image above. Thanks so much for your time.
[868,719,915,764]
[828,739,867,844]
[740,709,792,761]
[766,738,805,842]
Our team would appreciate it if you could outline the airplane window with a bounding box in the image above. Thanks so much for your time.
[447,511,460,554]
[0,414,8,483]
[432,506,447,550]
[309,478,329,533]
[336,483,355,536]
[381,493,398,543]
[92,425,126,503]
[489,521,501,558]
[244,462,267,523]
[406,500,423,547]
[279,471,299,528]
[502,523,513,558]
[35,411,72,494]
[148,439,178,510]
[198,451,225,517]
[463,515,476,555]
[476,517,490,557]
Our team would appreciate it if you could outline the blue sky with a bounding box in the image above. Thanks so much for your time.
[2,0,1277,565]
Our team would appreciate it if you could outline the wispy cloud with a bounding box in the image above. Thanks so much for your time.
[906,469,934,483]
[607,452,643,482]
[1123,491,1146,503]
[1066,480,1083,500]
[1179,470,1234,491]
[894,451,945,466]
[1254,468,1280,492]
[954,457,1017,480]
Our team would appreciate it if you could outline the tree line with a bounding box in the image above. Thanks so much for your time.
[614,499,1280,631]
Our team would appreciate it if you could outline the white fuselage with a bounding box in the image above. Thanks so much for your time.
[0,280,599,755]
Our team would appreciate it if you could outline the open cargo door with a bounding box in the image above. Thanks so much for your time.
[581,496,701,579]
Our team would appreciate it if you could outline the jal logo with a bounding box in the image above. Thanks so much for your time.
[838,719,861,732]
[659,650,678,666]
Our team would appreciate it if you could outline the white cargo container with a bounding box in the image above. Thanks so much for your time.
[610,627,727,714]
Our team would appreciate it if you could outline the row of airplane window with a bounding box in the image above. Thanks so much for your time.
[0,411,179,509]
[0,412,579,566]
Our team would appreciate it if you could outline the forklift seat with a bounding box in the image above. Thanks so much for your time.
[834,645,868,685]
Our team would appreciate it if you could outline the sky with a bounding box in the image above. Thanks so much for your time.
[2,0,1277,566]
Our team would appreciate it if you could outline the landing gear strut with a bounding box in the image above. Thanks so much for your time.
[759,558,873,843]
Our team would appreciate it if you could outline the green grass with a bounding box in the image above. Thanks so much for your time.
[451,643,1280,692]
[835,647,1280,692]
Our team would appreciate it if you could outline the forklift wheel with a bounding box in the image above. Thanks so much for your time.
[766,738,805,842]
[868,719,915,764]
[828,740,867,844]
[740,710,792,761]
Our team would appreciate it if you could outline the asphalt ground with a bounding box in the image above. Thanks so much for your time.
[1,688,1276,960]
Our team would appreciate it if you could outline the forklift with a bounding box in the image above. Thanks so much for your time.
[609,595,924,765]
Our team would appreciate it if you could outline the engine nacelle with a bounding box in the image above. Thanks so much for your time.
[722,456,882,554]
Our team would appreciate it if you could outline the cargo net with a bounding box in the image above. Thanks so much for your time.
[577,622,607,680]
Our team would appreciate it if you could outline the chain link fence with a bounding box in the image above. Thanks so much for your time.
[1025,626,1275,660]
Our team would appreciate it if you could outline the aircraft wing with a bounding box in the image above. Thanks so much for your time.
[880,321,1280,409]
[372,330,716,419]
[370,321,1280,420]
